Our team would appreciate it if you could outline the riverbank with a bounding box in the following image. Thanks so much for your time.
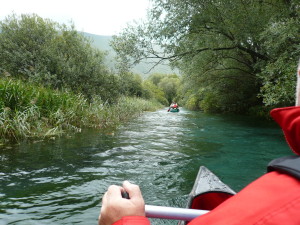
[0,78,163,144]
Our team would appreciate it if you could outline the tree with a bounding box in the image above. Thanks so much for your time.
[148,73,165,86]
[142,80,168,105]
[0,13,119,102]
[143,73,180,104]
[258,16,300,107]
[118,72,143,97]
[0,14,58,79]
[111,0,279,70]
[158,74,180,104]
[111,0,300,113]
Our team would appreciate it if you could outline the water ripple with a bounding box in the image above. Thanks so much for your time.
[0,108,290,224]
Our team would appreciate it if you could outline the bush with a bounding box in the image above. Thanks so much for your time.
[141,80,168,105]
[0,13,119,102]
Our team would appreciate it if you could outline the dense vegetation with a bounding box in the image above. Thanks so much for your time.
[112,0,300,114]
[0,14,166,143]
[0,14,119,102]
[143,73,180,104]
[0,77,161,142]
[2,0,298,142]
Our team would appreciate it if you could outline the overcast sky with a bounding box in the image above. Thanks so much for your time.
[0,0,150,35]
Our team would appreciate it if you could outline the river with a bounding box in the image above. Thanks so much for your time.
[0,108,291,224]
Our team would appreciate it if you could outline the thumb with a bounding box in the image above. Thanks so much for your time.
[123,181,145,204]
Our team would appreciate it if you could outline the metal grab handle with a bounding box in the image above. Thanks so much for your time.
[145,205,209,221]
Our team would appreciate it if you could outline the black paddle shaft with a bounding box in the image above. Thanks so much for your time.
[121,191,130,199]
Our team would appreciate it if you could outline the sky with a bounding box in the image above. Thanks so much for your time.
[0,0,150,36]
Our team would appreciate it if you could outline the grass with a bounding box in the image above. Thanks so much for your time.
[0,78,163,143]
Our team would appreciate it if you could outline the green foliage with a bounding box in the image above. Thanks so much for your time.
[258,16,300,107]
[148,73,165,86]
[0,14,57,78]
[112,0,300,114]
[0,13,166,143]
[141,73,180,105]
[184,94,200,111]
[0,78,162,142]
[258,56,297,107]
[0,78,86,140]
[118,72,143,97]
[102,96,163,125]
[158,74,180,103]
[200,92,223,113]
[141,80,168,105]
[0,13,119,102]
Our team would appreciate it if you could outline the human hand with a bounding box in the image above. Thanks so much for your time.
[98,181,145,225]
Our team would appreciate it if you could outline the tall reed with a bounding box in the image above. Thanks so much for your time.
[86,96,162,128]
[0,78,162,143]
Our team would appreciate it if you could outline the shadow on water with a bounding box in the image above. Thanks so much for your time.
[0,108,291,224]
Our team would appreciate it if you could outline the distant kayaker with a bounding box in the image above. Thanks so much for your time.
[168,102,179,111]
[171,102,178,108]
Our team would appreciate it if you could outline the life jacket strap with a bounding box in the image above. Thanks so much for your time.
[268,156,300,180]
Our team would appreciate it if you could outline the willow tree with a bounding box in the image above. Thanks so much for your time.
[258,14,300,107]
[112,0,300,113]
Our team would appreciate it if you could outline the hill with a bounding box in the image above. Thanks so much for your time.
[82,32,178,78]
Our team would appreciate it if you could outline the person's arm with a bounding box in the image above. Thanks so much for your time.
[98,181,150,225]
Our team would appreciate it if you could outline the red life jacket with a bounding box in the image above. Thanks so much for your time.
[270,106,300,155]
[267,106,300,179]
[187,106,300,224]
[112,216,150,225]
[187,171,300,225]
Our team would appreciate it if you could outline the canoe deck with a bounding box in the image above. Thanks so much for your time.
[178,166,236,224]
[169,108,179,112]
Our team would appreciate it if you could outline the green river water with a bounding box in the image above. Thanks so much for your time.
[0,108,292,224]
